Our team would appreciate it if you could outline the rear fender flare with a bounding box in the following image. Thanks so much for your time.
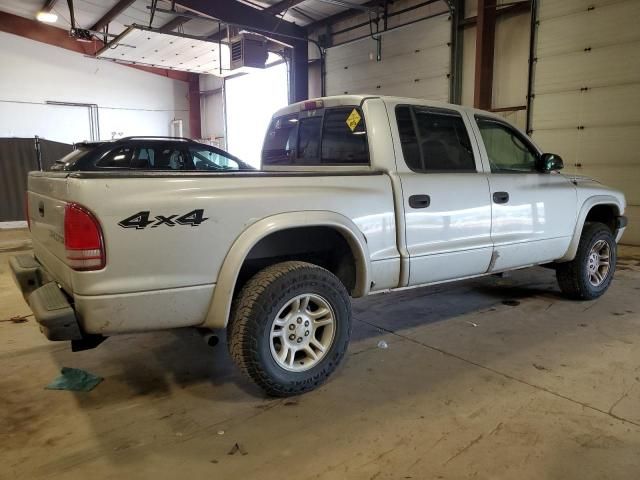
[202,211,371,329]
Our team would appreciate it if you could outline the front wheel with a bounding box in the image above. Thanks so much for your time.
[228,261,352,396]
[556,222,617,300]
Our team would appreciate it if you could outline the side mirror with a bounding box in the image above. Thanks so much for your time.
[537,153,564,172]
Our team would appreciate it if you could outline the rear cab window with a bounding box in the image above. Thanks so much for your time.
[262,106,369,167]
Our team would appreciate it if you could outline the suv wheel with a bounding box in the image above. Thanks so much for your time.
[228,261,352,396]
[556,222,617,300]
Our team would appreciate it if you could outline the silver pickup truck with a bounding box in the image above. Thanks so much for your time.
[10,95,627,396]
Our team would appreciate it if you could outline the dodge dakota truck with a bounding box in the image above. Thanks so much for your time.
[10,95,627,396]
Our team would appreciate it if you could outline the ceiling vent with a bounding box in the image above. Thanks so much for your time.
[229,33,268,70]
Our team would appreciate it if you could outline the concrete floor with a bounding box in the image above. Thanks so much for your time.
[1,228,639,480]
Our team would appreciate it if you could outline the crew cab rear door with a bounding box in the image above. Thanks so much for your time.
[389,102,493,285]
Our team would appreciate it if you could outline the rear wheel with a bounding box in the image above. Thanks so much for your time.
[228,261,351,396]
[556,222,617,300]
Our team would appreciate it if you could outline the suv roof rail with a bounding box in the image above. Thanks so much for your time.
[116,136,197,142]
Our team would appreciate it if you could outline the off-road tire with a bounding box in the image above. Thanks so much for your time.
[228,261,352,396]
[556,222,616,300]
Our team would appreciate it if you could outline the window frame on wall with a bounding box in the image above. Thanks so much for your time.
[395,105,477,174]
[261,106,370,167]
[475,115,540,174]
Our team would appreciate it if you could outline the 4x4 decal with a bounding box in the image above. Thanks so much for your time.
[118,209,208,229]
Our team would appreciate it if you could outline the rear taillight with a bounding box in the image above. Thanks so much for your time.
[64,203,105,271]
[25,192,31,230]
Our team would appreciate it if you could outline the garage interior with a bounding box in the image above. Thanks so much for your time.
[1,0,639,478]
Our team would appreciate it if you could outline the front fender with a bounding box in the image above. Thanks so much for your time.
[201,211,371,329]
[558,195,623,262]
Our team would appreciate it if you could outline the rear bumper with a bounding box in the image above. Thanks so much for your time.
[9,254,82,341]
[11,254,215,338]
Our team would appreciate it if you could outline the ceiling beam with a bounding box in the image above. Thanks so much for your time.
[158,15,191,33]
[0,10,190,82]
[40,0,59,13]
[90,0,136,32]
[461,0,530,27]
[264,0,308,15]
[175,0,307,39]
[304,0,384,31]
[175,0,308,101]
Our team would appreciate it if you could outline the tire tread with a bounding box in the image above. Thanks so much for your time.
[228,261,350,396]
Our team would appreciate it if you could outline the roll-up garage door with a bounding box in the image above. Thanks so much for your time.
[325,14,451,102]
[530,0,640,244]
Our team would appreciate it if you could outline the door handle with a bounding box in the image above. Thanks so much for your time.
[38,201,45,217]
[493,191,509,204]
[409,194,431,209]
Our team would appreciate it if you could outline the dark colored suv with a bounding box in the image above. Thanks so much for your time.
[51,137,254,171]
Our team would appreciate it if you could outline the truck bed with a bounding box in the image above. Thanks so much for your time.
[27,170,401,334]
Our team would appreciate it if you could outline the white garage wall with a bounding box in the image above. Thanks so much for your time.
[530,0,640,244]
[0,31,189,144]
[325,14,452,101]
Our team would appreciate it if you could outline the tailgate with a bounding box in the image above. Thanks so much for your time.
[27,172,73,291]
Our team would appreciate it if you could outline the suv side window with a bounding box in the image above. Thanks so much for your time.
[95,146,133,168]
[131,146,156,168]
[476,117,538,173]
[128,144,189,170]
[396,105,476,172]
[189,146,240,170]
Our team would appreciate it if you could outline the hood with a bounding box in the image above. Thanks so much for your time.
[564,174,601,185]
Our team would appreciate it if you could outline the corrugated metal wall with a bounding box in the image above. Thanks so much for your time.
[0,138,71,222]
[325,13,452,101]
[530,0,640,244]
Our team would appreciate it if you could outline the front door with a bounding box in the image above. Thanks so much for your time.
[391,104,493,286]
[471,115,577,271]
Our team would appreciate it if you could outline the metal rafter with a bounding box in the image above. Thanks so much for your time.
[40,0,58,13]
[174,0,308,101]
[264,0,308,15]
[158,15,191,32]
[90,0,136,32]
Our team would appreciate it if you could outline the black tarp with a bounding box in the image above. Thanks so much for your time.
[0,138,72,221]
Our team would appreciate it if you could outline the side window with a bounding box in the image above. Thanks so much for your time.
[396,105,476,172]
[155,146,189,170]
[95,146,133,168]
[321,107,368,164]
[131,146,156,168]
[189,146,239,170]
[476,117,538,173]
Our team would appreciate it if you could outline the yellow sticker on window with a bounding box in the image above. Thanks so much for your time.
[346,108,362,132]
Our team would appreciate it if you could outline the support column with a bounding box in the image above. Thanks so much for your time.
[188,74,202,139]
[292,40,309,102]
[473,0,496,110]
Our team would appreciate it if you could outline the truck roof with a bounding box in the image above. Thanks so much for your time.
[273,94,496,120]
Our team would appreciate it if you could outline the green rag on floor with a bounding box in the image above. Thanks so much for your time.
[45,367,103,392]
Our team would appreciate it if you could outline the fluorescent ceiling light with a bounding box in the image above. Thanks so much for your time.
[36,11,58,23]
